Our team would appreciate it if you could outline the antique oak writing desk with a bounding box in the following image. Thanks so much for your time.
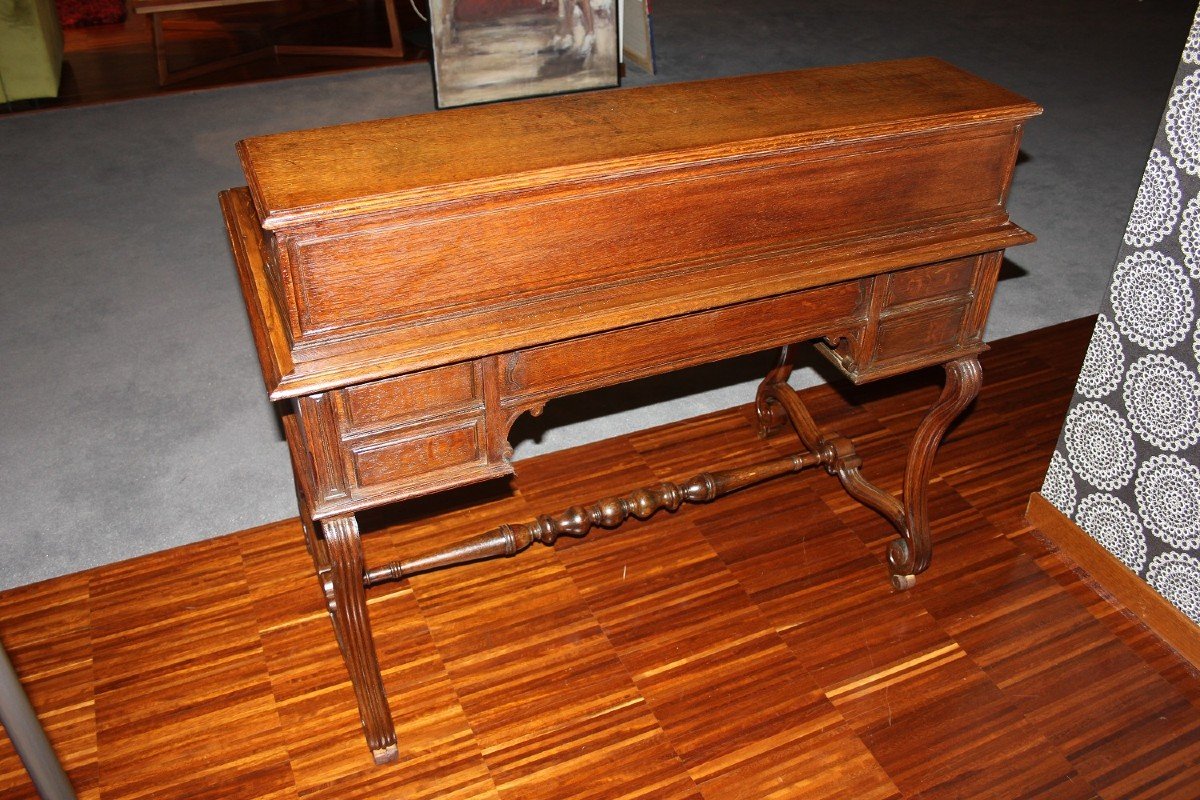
[220,58,1039,764]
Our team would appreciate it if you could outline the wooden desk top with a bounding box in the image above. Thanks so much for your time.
[238,57,1039,231]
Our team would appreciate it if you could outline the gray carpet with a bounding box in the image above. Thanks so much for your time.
[0,0,1195,590]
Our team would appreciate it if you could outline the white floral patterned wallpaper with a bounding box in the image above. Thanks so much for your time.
[1041,4,1200,625]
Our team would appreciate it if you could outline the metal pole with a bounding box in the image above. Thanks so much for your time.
[0,639,76,800]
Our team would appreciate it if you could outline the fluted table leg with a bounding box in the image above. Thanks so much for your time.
[322,514,398,765]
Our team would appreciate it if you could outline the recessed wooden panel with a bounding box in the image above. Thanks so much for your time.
[351,420,485,488]
[885,257,977,307]
[340,361,479,434]
[505,281,865,401]
[288,131,1015,334]
[872,303,968,363]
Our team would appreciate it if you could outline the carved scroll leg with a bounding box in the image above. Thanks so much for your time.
[322,514,398,765]
[887,356,982,590]
[756,345,798,439]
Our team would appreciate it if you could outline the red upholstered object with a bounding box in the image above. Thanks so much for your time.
[56,0,127,28]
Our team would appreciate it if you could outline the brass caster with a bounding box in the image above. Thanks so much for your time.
[890,573,916,591]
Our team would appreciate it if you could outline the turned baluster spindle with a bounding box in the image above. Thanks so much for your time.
[364,451,819,587]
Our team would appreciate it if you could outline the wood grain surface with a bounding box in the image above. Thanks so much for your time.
[238,57,1037,222]
[4,317,1200,799]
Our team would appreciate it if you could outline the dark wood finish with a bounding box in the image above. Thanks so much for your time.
[1026,492,1200,671]
[229,59,1036,396]
[7,319,1200,798]
[222,60,1040,764]
[320,514,396,765]
[757,350,984,590]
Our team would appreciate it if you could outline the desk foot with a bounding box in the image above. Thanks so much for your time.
[373,743,400,765]
[322,514,399,764]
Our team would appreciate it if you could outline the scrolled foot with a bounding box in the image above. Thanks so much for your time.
[885,537,919,591]
[755,394,788,439]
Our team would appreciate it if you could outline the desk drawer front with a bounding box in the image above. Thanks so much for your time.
[818,252,1001,382]
[339,361,481,434]
[349,419,486,488]
[504,281,864,402]
[885,258,977,305]
[295,375,507,517]
[874,302,969,362]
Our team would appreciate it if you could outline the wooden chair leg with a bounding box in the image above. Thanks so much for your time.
[382,0,404,56]
[321,514,398,764]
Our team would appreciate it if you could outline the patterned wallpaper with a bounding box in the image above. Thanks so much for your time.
[1041,5,1200,625]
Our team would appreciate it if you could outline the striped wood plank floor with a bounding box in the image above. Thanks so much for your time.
[3,317,1200,799]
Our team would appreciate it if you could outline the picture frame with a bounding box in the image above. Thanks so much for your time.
[621,0,655,74]
[428,0,619,108]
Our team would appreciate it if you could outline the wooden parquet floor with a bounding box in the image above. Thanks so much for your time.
[4,317,1200,799]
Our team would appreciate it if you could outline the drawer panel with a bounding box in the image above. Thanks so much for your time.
[506,281,864,400]
[873,303,968,363]
[885,257,976,306]
[340,361,480,434]
[350,419,486,488]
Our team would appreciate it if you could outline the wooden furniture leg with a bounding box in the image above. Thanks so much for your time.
[150,13,169,87]
[888,355,982,587]
[320,514,398,765]
[137,0,404,86]
[756,348,981,590]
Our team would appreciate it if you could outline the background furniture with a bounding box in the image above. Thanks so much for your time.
[620,0,653,74]
[132,0,404,85]
[0,0,63,102]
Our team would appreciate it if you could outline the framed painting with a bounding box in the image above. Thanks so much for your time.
[429,0,619,108]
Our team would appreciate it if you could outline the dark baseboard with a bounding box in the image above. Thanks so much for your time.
[1026,492,1200,671]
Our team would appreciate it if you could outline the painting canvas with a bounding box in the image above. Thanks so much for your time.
[429,0,619,108]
